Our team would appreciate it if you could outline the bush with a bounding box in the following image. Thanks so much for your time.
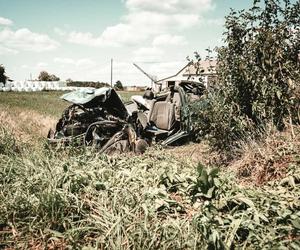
[191,0,300,151]
[190,90,257,151]
[218,0,300,126]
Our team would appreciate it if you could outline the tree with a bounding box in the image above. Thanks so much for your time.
[217,0,300,130]
[49,74,60,81]
[38,71,50,81]
[0,64,7,84]
[38,71,60,81]
[114,80,124,90]
[190,0,300,150]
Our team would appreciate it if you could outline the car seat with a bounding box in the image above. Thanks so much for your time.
[149,101,175,131]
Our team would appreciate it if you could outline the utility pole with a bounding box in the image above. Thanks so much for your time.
[110,58,113,88]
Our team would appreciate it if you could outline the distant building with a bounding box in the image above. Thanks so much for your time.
[155,63,190,91]
[183,60,217,88]
[155,60,218,92]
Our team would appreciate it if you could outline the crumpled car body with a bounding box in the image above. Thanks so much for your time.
[48,81,204,154]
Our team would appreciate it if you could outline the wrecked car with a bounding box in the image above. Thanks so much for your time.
[48,81,205,154]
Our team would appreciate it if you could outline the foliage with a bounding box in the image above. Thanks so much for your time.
[190,0,300,150]
[217,0,300,128]
[0,64,7,84]
[114,80,124,90]
[38,71,60,81]
[188,163,220,200]
[67,81,109,88]
[190,90,256,151]
[0,129,299,249]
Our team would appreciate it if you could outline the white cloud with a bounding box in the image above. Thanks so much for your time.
[0,17,13,26]
[100,23,148,46]
[123,11,200,32]
[20,62,48,70]
[68,23,149,47]
[68,31,106,47]
[0,44,18,55]
[36,62,48,68]
[125,0,213,14]
[54,57,74,64]
[201,18,224,26]
[54,57,96,68]
[54,27,66,36]
[133,47,164,62]
[67,0,213,48]
[76,58,96,68]
[152,34,187,46]
[0,28,59,53]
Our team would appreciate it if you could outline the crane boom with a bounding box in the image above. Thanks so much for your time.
[133,63,160,85]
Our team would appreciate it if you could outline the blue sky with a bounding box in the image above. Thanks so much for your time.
[0,0,252,86]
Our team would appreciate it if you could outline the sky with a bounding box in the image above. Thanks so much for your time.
[0,0,253,86]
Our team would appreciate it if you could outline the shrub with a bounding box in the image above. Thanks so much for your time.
[190,90,257,151]
[190,0,300,151]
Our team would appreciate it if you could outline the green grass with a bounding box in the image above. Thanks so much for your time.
[0,90,299,249]
[0,90,144,117]
[0,91,68,117]
[117,91,144,103]
[0,131,299,249]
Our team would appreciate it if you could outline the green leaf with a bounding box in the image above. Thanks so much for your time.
[209,168,219,177]
[290,218,300,230]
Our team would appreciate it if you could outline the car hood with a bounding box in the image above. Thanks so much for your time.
[61,87,129,119]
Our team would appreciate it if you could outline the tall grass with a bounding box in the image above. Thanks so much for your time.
[0,129,299,249]
[0,91,68,117]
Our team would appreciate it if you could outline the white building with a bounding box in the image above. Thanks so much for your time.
[155,60,217,92]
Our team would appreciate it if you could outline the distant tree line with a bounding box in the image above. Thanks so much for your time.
[67,80,109,88]
[38,71,60,81]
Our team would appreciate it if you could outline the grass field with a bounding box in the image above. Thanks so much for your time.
[0,91,299,249]
[0,90,143,118]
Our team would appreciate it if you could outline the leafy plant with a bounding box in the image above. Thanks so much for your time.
[218,0,300,129]
[0,129,299,249]
[188,163,220,200]
[190,0,300,151]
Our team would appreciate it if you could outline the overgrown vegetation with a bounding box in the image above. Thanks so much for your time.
[0,130,299,249]
[1,1,300,248]
[191,0,300,151]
